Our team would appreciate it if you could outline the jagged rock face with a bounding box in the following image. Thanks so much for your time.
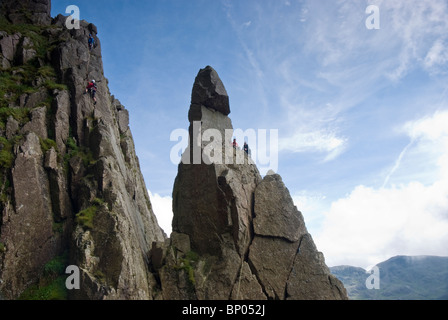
[0,0,52,25]
[0,0,347,300]
[152,66,348,300]
[0,0,164,300]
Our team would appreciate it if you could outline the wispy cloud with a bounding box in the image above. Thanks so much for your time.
[381,140,414,188]
[279,129,347,162]
[424,39,448,74]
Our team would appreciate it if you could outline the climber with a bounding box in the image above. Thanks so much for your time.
[88,34,95,51]
[243,142,249,154]
[232,138,239,149]
[85,79,97,105]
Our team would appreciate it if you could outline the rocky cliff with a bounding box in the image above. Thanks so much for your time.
[0,0,347,300]
[0,0,164,300]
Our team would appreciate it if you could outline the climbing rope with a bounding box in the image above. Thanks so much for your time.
[84,50,97,105]
[85,50,91,82]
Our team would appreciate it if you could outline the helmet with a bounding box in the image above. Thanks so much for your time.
[92,80,95,84]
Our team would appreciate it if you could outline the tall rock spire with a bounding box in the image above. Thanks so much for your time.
[150,66,348,300]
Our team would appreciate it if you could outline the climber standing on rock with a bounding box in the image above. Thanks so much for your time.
[244,142,249,154]
[233,138,239,149]
[85,79,97,105]
[88,34,95,51]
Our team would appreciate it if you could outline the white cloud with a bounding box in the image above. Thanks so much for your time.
[404,110,448,141]
[279,129,347,162]
[315,110,448,268]
[316,182,448,269]
[148,190,173,236]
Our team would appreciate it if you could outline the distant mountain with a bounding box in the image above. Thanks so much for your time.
[330,256,448,300]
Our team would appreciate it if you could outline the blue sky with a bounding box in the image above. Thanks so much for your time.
[51,0,448,268]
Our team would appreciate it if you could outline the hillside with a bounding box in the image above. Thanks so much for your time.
[330,255,448,300]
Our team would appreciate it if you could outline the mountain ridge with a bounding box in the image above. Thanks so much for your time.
[330,255,448,300]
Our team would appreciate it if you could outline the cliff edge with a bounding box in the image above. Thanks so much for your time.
[0,0,164,300]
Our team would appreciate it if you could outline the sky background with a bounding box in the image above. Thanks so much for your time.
[51,0,448,269]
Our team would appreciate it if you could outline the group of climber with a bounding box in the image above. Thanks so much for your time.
[233,139,250,156]
[85,34,97,105]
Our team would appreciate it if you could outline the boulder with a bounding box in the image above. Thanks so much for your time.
[21,106,47,139]
[253,174,306,242]
[44,147,57,170]
[18,37,36,64]
[191,65,230,116]
[0,32,21,69]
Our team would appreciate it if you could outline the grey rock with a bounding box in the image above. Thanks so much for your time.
[253,174,306,242]
[22,88,48,109]
[117,108,129,134]
[18,37,36,64]
[21,106,47,139]
[53,90,70,155]
[149,240,169,272]
[173,71,260,258]
[191,66,230,116]
[1,0,52,25]
[286,234,348,300]
[5,116,19,139]
[230,262,266,300]
[248,236,299,299]
[0,133,56,299]
[170,232,191,255]
[0,32,21,69]
[44,147,57,170]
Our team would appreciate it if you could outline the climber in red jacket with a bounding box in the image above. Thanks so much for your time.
[232,138,239,149]
[85,79,97,105]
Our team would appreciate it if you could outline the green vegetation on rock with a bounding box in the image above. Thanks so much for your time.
[75,198,105,230]
[174,250,199,288]
[18,252,69,300]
